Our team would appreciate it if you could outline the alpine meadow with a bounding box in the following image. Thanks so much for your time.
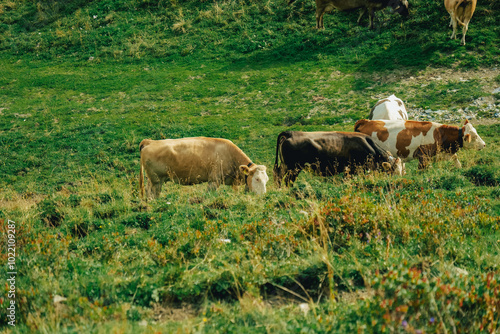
[1,0,500,333]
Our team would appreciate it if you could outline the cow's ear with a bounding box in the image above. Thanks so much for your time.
[239,165,250,175]
[464,134,471,143]
[382,162,391,171]
[464,119,469,125]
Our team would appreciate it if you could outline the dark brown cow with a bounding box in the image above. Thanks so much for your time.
[273,131,403,186]
[289,0,409,29]
[354,119,486,169]
[140,137,269,200]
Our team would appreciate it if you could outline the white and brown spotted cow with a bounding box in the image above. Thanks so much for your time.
[369,94,409,121]
[444,0,477,45]
[139,137,269,200]
[354,119,485,169]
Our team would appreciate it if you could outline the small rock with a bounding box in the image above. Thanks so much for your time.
[298,303,310,316]
[53,295,67,304]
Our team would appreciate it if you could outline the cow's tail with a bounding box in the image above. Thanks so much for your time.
[139,139,152,199]
[140,155,145,199]
[453,0,469,26]
[273,132,292,185]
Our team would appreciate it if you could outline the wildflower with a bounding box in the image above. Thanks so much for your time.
[430,317,435,324]
[401,320,408,328]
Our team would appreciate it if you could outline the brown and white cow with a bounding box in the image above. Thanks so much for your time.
[288,0,409,30]
[369,94,409,121]
[354,119,485,169]
[444,0,477,45]
[273,131,403,186]
[139,137,269,200]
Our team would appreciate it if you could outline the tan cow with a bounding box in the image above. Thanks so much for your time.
[139,137,269,200]
[444,0,477,45]
[354,119,486,169]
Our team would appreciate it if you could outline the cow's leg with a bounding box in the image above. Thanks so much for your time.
[368,8,375,30]
[274,165,287,187]
[451,154,462,168]
[417,156,430,170]
[450,16,458,40]
[208,166,224,191]
[147,179,162,200]
[460,20,469,45]
[357,8,367,25]
[284,169,300,187]
[316,7,325,29]
[149,171,167,200]
[441,153,462,168]
[208,182,220,191]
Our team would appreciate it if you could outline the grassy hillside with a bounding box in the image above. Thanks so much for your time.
[1,0,499,67]
[1,0,499,333]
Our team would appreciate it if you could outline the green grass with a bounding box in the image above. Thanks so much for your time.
[1,0,499,332]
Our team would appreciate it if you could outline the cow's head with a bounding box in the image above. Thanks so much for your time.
[389,0,409,17]
[240,164,269,195]
[462,120,486,151]
[382,156,404,176]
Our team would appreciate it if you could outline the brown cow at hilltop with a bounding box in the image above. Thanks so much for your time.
[444,0,477,45]
[139,137,269,200]
[289,0,409,29]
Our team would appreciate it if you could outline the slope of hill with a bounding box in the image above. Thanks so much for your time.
[1,0,499,68]
[0,0,499,333]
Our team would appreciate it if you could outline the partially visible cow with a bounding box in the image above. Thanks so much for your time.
[444,0,477,45]
[354,119,485,169]
[369,94,409,121]
[139,137,269,200]
[273,131,403,186]
[288,0,409,29]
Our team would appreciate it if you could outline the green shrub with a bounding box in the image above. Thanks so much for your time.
[38,198,64,227]
[120,213,153,229]
[435,174,472,190]
[464,166,499,186]
[350,263,500,333]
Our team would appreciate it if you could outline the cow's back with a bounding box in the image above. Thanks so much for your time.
[281,131,391,172]
[355,119,442,160]
[369,95,408,120]
[141,137,248,184]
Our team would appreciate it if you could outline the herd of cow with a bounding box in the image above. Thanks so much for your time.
[139,95,486,200]
[287,0,477,45]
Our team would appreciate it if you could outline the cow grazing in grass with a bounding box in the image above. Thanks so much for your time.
[139,137,269,200]
[369,94,409,121]
[354,119,485,169]
[288,0,409,29]
[273,131,403,186]
[444,0,477,45]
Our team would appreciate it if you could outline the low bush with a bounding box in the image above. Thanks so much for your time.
[464,165,499,187]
